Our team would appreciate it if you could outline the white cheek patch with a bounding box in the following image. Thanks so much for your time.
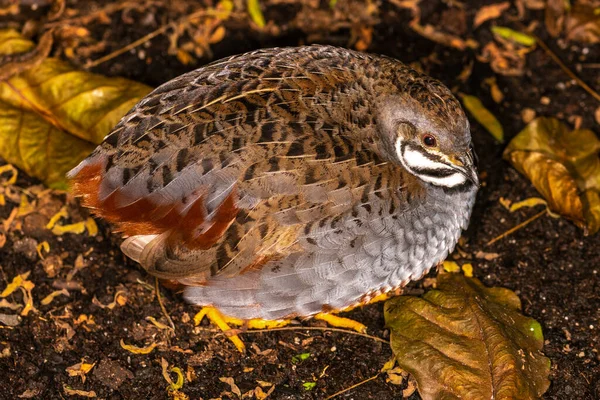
[402,147,451,172]
[418,171,466,187]
[395,138,466,188]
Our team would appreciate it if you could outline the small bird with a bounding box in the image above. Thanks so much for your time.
[69,45,478,350]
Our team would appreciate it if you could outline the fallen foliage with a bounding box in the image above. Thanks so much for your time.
[0,29,151,189]
[504,117,600,234]
[385,272,551,400]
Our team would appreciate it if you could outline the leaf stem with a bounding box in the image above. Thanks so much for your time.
[486,209,547,246]
[325,373,381,399]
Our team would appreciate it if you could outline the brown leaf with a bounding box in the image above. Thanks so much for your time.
[0,29,152,189]
[473,2,510,29]
[410,20,478,50]
[504,117,600,234]
[545,0,567,37]
[478,40,529,76]
[565,3,600,44]
[385,273,550,400]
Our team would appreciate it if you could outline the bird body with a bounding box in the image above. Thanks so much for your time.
[69,45,478,321]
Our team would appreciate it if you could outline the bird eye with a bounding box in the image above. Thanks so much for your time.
[422,134,437,147]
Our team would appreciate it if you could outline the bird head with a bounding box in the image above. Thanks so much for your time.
[377,78,479,190]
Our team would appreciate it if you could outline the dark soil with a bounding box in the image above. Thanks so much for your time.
[1,1,599,399]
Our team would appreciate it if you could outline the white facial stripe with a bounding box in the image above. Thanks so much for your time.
[395,138,466,188]
[402,148,453,172]
[418,171,466,186]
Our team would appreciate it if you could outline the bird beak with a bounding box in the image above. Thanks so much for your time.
[450,145,479,186]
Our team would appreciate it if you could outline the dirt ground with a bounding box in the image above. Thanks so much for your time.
[1,1,599,399]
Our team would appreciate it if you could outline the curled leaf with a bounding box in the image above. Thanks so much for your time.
[0,29,152,189]
[473,2,510,28]
[120,339,157,355]
[1,272,30,298]
[461,94,504,142]
[504,117,600,234]
[41,289,70,305]
[385,273,550,400]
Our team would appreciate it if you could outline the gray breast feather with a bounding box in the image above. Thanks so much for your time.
[184,184,477,320]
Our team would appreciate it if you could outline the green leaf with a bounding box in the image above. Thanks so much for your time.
[0,29,152,189]
[292,352,311,363]
[491,26,537,46]
[247,0,266,28]
[461,94,504,142]
[385,273,550,400]
[504,117,600,234]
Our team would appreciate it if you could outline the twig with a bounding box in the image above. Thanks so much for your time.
[85,23,171,68]
[486,209,547,246]
[532,33,600,103]
[45,1,162,28]
[237,326,390,345]
[0,29,54,81]
[155,277,175,331]
[84,8,226,69]
[325,373,381,399]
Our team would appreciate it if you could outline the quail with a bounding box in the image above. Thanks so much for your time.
[69,45,478,349]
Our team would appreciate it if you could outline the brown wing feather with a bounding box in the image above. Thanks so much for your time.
[69,45,421,284]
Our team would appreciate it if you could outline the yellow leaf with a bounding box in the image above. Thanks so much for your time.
[120,339,157,354]
[52,221,86,235]
[247,0,266,28]
[41,289,69,305]
[504,117,600,234]
[461,263,474,277]
[0,164,18,185]
[0,29,152,189]
[1,272,29,297]
[442,261,460,273]
[509,197,547,212]
[20,283,36,316]
[16,194,35,217]
[491,26,536,46]
[36,241,50,259]
[46,206,68,229]
[84,218,98,236]
[461,94,504,142]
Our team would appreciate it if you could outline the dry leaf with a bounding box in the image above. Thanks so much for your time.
[66,360,95,383]
[474,2,510,28]
[478,29,535,76]
[461,94,504,142]
[1,272,31,298]
[119,339,157,354]
[565,3,600,44]
[410,20,478,50]
[545,0,567,37]
[219,377,242,397]
[385,273,551,400]
[41,289,69,305]
[0,29,152,189]
[504,117,600,234]
[62,385,96,398]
